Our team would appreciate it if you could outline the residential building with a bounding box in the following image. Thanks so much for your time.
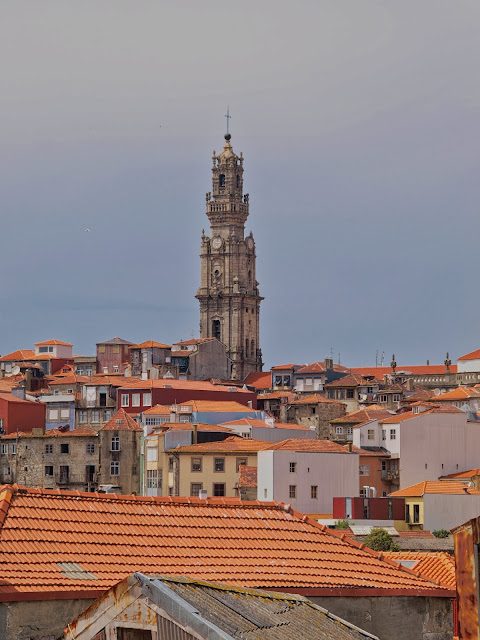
[351,444,393,497]
[439,467,480,490]
[257,439,359,513]
[219,417,316,442]
[330,406,393,443]
[351,363,459,390]
[431,386,480,413]
[73,355,96,376]
[169,435,271,497]
[171,337,231,380]
[41,391,75,430]
[293,358,349,394]
[196,132,263,380]
[234,464,257,500]
[0,392,46,434]
[31,339,74,375]
[390,481,480,532]
[0,485,453,640]
[324,374,381,413]
[255,390,295,421]
[333,496,405,523]
[97,409,142,494]
[375,384,404,411]
[64,573,378,640]
[270,364,301,391]
[128,340,175,379]
[287,393,346,439]
[0,349,35,376]
[96,336,134,374]
[457,347,480,373]
[0,425,98,490]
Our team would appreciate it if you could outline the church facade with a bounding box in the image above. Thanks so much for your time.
[196,133,263,380]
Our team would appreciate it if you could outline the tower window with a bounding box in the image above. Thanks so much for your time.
[245,339,249,357]
[248,270,252,286]
[212,320,221,341]
[251,339,255,358]
[236,175,240,188]
[219,174,225,188]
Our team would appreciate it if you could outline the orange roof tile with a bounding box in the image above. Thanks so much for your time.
[390,481,480,497]
[0,349,35,362]
[174,436,271,454]
[258,391,295,400]
[458,348,480,361]
[440,468,480,480]
[290,393,345,405]
[295,362,350,374]
[0,392,43,406]
[116,379,253,394]
[143,404,172,415]
[325,374,378,388]
[182,399,256,413]
[331,408,393,424]
[44,426,97,437]
[99,409,142,432]
[153,423,233,433]
[266,439,355,453]
[433,387,480,401]
[130,340,171,349]
[400,390,435,404]
[237,465,257,488]
[352,365,458,376]
[173,338,215,346]
[219,418,311,431]
[383,552,456,589]
[48,374,93,386]
[0,485,453,600]
[34,339,73,346]
[244,371,271,389]
[271,364,300,371]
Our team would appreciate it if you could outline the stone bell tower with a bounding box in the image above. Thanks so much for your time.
[196,132,263,380]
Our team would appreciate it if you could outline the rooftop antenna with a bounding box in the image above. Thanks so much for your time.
[330,347,334,359]
[380,351,385,366]
[225,106,231,134]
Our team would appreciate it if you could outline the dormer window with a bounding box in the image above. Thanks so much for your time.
[219,174,225,188]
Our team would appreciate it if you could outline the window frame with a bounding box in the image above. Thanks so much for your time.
[110,461,120,476]
[289,485,296,499]
[111,436,120,451]
[213,457,225,473]
[213,482,226,497]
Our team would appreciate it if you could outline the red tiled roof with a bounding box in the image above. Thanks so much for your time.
[173,338,215,346]
[383,552,456,589]
[433,387,480,401]
[271,364,299,371]
[181,399,256,412]
[220,418,311,431]
[290,393,345,405]
[258,391,295,400]
[0,392,42,406]
[48,375,93,386]
[143,404,172,415]
[325,374,377,388]
[390,481,480,497]
[44,426,97,437]
[99,409,142,432]
[154,423,233,433]
[400,390,435,404]
[238,465,257,488]
[351,365,457,376]
[34,340,73,346]
[0,349,35,362]
[331,408,393,424]
[380,404,463,424]
[244,371,271,390]
[440,468,480,479]
[129,341,171,349]
[116,380,252,394]
[0,485,453,600]
[295,362,350,374]
[458,348,480,361]
[347,445,390,458]
[174,436,271,454]
[266,439,355,453]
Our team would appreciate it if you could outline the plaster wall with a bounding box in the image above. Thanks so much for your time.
[424,494,480,531]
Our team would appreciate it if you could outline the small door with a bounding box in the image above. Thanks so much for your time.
[345,497,352,519]
[117,629,152,640]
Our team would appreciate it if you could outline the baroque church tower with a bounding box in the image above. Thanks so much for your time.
[196,133,263,380]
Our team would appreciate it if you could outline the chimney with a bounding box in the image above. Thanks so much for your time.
[192,423,198,445]
[24,368,32,392]
[325,358,333,371]
[346,442,353,452]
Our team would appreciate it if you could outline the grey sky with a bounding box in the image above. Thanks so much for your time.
[1,1,479,368]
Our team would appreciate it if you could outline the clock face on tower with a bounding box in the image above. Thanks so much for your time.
[212,236,222,250]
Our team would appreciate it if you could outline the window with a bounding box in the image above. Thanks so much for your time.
[381,460,387,470]
[212,319,221,341]
[98,345,105,353]
[214,458,225,472]
[347,427,353,436]
[289,462,296,473]
[413,504,420,524]
[60,409,70,420]
[113,366,119,373]
[3,466,11,476]
[1,444,7,455]
[335,426,344,435]
[77,367,84,375]
[359,465,370,476]
[147,447,157,462]
[393,394,400,402]
[45,466,53,476]
[147,469,158,488]
[405,504,410,523]
[78,410,87,423]
[60,443,69,454]
[379,395,387,403]
[191,483,203,497]
[111,436,120,451]
[219,173,225,188]
[390,429,396,440]
[91,410,100,423]
[121,394,129,407]
[367,429,375,440]
[143,393,152,407]
[132,394,141,407]
[236,457,247,472]
[11,444,16,455]
[112,345,120,354]
[311,485,318,499]
[168,457,174,471]
[49,409,58,420]
[289,485,296,499]
[86,366,93,376]
[213,483,226,497]
[86,443,95,455]
[110,461,119,476]
[382,430,386,441]
[132,466,137,475]
[45,444,53,454]
[310,407,316,415]
[104,410,112,421]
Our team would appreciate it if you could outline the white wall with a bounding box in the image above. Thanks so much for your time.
[424,494,480,531]
[257,450,359,513]
[457,359,480,373]
[251,426,316,443]
[353,420,381,448]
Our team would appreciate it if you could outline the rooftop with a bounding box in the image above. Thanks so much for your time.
[331,407,393,424]
[325,374,375,388]
[458,348,480,361]
[294,361,350,374]
[351,365,458,376]
[390,481,480,497]
[220,418,311,431]
[382,552,456,589]
[432,386,480,401]
[97,337,134,346]
[290,393,345,405]
[34,339,73,347]
[0,485,453,601]
[266,439,356,453]
[173,338,215,347]
[0,349,35,362]
[180,399,256,412]
[99,408,143,432]
[129,340,171,349]
[243,371,271,390]
[174,436,272,454]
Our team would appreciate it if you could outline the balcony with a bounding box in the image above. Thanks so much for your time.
[382,469,400,484]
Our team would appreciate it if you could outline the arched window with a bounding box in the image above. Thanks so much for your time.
[236,175,240,189]
[245,339,249,357]
[248,270,252,286]
[219,174,225,188]
[251,339,255,359]
[212,320,221,341]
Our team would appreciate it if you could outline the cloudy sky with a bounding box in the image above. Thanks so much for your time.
[1,1,479,368]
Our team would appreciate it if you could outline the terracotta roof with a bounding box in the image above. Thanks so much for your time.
[325,374,377,388]
[0,485,453,600]
[258,391,295,400]
[432,387,480,401]
[390,481,480,497]
[156,423,234,433]
[174,436,271,454]
[266,439,355,453]
[97,337,134,345]
[458,348,480,361]
[290,393,345,406]
[34,339,73,347]
[244,371,271,389]
[271,364,299,371]
[0,349,35,362]
[383,552,456,589]
[48,375,93,386]
[28,353,58,361]
[116,380,253,394]
[181,399,256,412]
[351,365,457,376]
[272,422,312,431]
[143,404,172,415]
[238,465,257,488]
[129,340,171,349]
[44,426,97,437]
[400,390,435,404]
[220,418,311,431]
[173,338,215,346]
[295,361,350,374]
[0,392,42,406]
[440,468,480,479]
[331,408,393,424]
[380,405,463,424]
[347,445,390,458]
[99,409,142,432]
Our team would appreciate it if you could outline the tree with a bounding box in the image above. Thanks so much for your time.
[363,528,400,551]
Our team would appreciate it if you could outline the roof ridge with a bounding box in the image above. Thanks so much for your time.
[0,484,16,529]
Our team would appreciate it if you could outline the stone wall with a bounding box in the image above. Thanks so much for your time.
[288,400,346,439]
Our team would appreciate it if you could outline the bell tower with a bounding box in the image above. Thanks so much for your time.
[196,132,263,380]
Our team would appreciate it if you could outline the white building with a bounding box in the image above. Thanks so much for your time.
[257,439,359,513]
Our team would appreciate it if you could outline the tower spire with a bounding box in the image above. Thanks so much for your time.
[225,106,231,135]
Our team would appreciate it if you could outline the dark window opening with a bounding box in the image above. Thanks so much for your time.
[213,483,226,497]
[212,320,221,341]
[219,174,225,188]
[236,175,240,189]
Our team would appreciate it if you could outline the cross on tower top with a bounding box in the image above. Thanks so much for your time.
[225,106,231,134]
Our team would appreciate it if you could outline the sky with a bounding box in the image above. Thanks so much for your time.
[1,1,479,369]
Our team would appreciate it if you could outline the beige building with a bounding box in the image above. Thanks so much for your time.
[196,133,263,380]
